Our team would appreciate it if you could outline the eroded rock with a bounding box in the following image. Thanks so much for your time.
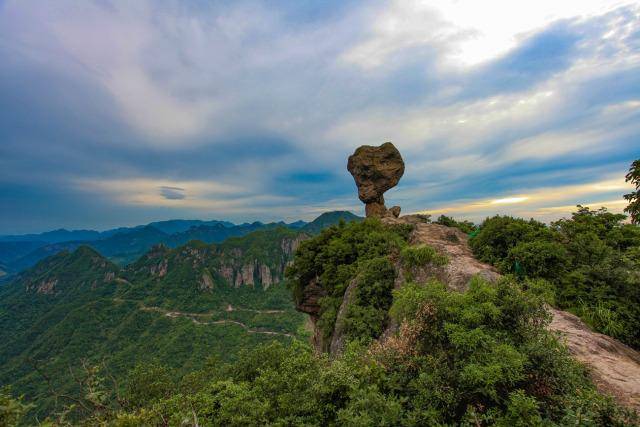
[347,142,404,217]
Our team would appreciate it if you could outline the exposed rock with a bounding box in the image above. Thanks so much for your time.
[347,142,404,218]
[549,308,640,412]
[35,278,57,295]
[329,278,358,355]
[294,278,328,352]
[260,264,273,290]
[282,235,306,256]
[218,265,234,283]
[389,206,401,218]
[200,270,214,291]
[150,259,168,277]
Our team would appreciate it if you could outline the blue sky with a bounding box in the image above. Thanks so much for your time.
[0,0,639,233]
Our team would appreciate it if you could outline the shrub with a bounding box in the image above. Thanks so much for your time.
[401,245,448,268]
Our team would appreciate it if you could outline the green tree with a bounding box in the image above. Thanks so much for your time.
[625,159,640,224]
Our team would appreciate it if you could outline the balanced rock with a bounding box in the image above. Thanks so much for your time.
[347,142,404,218]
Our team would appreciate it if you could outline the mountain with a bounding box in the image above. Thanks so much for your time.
[0,212,357,274]
[0,241,47,265]
[0,228,307,421]
[147,219,235,234]
[301,210,362,234]
[286,220,307,228]
[0,229,102,243]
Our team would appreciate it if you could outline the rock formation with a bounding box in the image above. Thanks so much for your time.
[347,142,404,218]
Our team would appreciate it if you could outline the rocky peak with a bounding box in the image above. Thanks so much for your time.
[347,142,404,218]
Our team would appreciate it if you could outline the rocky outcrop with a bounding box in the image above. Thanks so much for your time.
[549,308,640,411]
[150,259,168,277]
[200,270,214,291]
[260,264,273,289]
[281,235,306,256]
[295,278,328,351]
[347,142,404,218]
[34,278,57,295]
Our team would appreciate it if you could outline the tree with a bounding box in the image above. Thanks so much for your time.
[624,159,640,224]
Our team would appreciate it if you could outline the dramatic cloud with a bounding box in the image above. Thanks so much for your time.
[0,0,638,233]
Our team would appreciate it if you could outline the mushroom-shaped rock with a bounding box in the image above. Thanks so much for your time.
[347,142,404,217]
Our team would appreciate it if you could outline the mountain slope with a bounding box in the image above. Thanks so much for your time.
[0,229,307,421]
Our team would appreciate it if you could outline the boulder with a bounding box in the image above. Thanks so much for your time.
[347,142,404,217]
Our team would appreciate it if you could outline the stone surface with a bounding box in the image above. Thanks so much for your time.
[389,206,401,218]
[347,142,404,217]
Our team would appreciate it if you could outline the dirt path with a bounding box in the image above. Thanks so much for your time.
[113,298,293,338]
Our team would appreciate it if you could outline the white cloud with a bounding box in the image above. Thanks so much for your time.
[343,0,637,68]
[416,176,634,222]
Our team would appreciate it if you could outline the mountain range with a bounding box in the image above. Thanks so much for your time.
[0,211,361,277]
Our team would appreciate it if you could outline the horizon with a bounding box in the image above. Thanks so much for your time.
[1,1,639,234]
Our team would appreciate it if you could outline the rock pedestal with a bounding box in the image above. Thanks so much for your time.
[347,142,404,218]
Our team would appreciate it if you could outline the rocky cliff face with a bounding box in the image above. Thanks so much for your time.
[131,231,309,291]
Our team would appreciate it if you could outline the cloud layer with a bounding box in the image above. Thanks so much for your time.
[0,0,638,233]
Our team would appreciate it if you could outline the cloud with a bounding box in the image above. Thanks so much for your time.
[0,0,638,233]
[159,186,186,200]
[417,176,634,222]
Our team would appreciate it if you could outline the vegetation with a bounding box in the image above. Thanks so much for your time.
[625,160,640,224]
[401,244,448,268]
[286,219,414,343]
[470,205,640,348]
[36,278,634,426]
[435,214,478,234]
[0,229,307,423]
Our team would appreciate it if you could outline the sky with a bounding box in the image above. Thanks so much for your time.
[0,0,639,234]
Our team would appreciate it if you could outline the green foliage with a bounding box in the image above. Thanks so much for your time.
[435,214,477,234]
[505,240,568,280]
[89,278,634,426]
[124,363,174,408]
[625,159,640,224]
[469,215,552,266]
[0,388,30,426]
[286,219,412,343]
[401,244,448,268]
[470,206,640,348]
[343,257,396,341]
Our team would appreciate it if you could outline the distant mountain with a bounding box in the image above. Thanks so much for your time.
[0,229,102,243]
[286,220,307,229]
[0,240,46,264]
[7,241,83,272]
[0,212,358,273]
[301,210,362,234]
[0,228,306,420]
[147,219,235,234]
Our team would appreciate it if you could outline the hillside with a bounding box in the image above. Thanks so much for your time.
[0,228,308,421]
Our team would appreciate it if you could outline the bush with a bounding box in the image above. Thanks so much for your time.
[435,215,477,234]
[471,208,640,349]
[401,245,448,268]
